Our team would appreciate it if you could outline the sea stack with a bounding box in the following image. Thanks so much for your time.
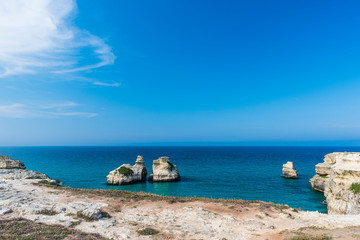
[106,155,147,185]
[0,155,26,169]
[282,161,298,179]
[148,157,180,182]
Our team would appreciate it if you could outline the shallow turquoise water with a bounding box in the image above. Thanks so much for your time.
[1,146,358,213]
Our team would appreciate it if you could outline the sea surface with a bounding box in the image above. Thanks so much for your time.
[1,146,358,213]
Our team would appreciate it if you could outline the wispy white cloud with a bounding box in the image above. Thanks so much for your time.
[0,0,115,77]
[53,112,98,117]
[0,102,97,118]
[92,81,121,87]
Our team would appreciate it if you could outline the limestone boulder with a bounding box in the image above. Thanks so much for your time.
[0,155,25,169]
[148,157,180,182]
[282,161,298,179]
[106,155,147,185]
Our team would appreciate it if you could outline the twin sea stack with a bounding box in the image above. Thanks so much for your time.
[106,155,180,185]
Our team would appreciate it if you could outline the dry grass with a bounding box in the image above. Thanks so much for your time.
[0,218,107,240]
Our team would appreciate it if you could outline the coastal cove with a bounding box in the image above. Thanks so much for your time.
[1,146,359,213]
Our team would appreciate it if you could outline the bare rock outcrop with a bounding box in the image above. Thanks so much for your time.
[311,152,360,214]
[282,161,298,179]
[0,155,25,169]
[309,161,332,192]
[323,152,360,214]
[106,155,147,185]
[148,157,180,182]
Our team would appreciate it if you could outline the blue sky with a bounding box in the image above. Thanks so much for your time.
[1,0,360,146]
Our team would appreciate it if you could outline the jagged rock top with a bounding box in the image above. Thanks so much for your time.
[0,155,26,169]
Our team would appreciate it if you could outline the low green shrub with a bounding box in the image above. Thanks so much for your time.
[117,166,133,176]
[137,228,159,235]
[349,183,360,194]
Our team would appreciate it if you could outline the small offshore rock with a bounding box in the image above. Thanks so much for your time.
[148,157,180,182]
[106,155,147,185]
[0,155,25,169]
[282,161,298,179]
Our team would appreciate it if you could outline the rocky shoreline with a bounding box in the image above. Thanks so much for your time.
[2,156,360,239]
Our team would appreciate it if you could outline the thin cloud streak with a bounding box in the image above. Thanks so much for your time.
[0,0,115,77]
[92,81,121,87]
[0,102,97,118]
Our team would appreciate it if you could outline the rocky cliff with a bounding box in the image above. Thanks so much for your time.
[106,155,147,185]
[309,161,332,192]
[148,157,180,182]
[0,155,26,169]
[311,152,360,214]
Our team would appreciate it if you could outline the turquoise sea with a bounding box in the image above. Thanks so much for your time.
[1,146,358,213]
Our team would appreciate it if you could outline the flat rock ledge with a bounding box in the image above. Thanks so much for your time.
[148,156,180,182]
[0,155,25,169]
[106,155,147,185]
[282,161,298,179]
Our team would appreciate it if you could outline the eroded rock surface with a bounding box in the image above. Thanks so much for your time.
[0,155,25,169]
[282,161,298,179]
[324,152,360,214]
[106,155,147,185]
[310,161,332,192]
[311,152,360,214]
[148,157,180,182]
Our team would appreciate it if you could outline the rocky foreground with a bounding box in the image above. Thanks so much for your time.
[1,169,360,239]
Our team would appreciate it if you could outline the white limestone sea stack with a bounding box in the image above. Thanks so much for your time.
[282,161,298,179]
[106,155,147,185]
[311,152,360,214]
[148,156,180,182]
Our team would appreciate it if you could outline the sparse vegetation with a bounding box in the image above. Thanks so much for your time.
[0,218,107,240]
[36,209,58,216]
[350,183,360,194]
[36,180,58,187]
[76,211,97,222]
[286,233,333,240]
[137,227,159,235]
[117,166,133,176]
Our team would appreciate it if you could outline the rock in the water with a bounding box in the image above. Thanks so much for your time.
[148,157,180,182]
[322,152,360,214]
[106,155,147,185]
[0,155,25,169]
[282,161,298,179]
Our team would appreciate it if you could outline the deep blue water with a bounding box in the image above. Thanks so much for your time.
[1,146,359,213]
